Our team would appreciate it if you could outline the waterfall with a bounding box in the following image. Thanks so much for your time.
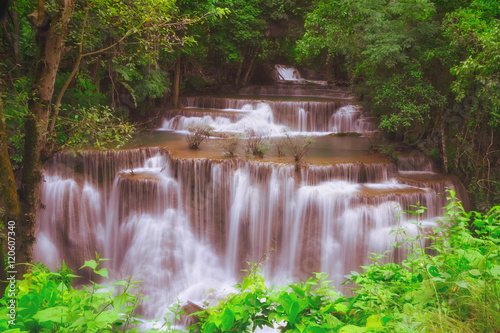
[273,64,303,81]
[163,97,376,133]
[34,82,468,323]
[35,149,467,318]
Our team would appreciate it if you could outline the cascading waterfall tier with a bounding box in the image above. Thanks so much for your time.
[161,97,376,134]
[181,97,347,132]
[272,64,303,82]
[35,147,468,319]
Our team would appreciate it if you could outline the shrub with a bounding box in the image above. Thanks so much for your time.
[272,138,287,157]
[185,123,213,150]
[283,133,315,162]
[379,143,399,163]
[218,135,242,158]
[189,262,346,333]
[0,254,147,332]
[244,129,271,158]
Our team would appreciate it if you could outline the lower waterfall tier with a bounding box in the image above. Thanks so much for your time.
[34,147,467,319]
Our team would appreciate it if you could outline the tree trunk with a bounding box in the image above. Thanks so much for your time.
[235,60,243,86]
[2,6,21,64]
[19,0,74,269]
[172,55,181,108]
[326,55,332,81]
[440,108,448,174]
[0,94,22,285]
[242,48,259,86]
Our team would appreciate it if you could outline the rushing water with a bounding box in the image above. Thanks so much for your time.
[273,64,303,81]
[34,81,468,321]
[162,98,377,133]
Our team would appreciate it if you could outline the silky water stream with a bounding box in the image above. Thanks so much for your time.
[33,81,468,325]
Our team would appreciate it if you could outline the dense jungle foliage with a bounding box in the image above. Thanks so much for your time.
[1,193,499,332]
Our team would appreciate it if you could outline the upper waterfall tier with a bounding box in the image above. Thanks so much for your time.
[271,64,330,86]
[160,96,377,134]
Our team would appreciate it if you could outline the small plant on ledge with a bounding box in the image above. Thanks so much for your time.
[284,132,315,163]
[244,129,271,158]
[218,135,242,158]
[186,123,214,150]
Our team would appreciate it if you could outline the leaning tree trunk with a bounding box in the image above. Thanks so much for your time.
[325,55,332,81]
[440,108,448,174]
[19,0,74,270]
[1,5,21,65]
[235,60,243,86]
[242,47,260,87]
[172,55,181,108]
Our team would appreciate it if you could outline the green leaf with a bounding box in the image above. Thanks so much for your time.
[289,301,300,326]
[113,293,128,311]
[334,304,348,314]
[490,265,500,277]
[427,265,440,277]
[305,325,327,333]
[94,268,109,278]
[219,308,235,332]
[80,260,98,270]
[290,284,305,297]
[33,306,68,323]
[112,280,129,286]
[365,315,382,328]
[339,325,366,332]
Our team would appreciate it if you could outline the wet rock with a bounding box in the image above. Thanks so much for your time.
[180,301,204,327]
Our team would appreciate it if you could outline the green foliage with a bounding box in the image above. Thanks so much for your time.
[189,261,358,333]
[345,192,500,332]
[378,144,399,164]
[217,135,242,158]
[183,75,213,93]
[55,105,135,151]
[209,0,268,63]
[54,72,107,110]
[376,70,445,132]
[0,254,147,332]
[1,76,30,169]
[134,69,171,102]
[443,0,500,133]
[244,130,271,158]
[203,0,311,85]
